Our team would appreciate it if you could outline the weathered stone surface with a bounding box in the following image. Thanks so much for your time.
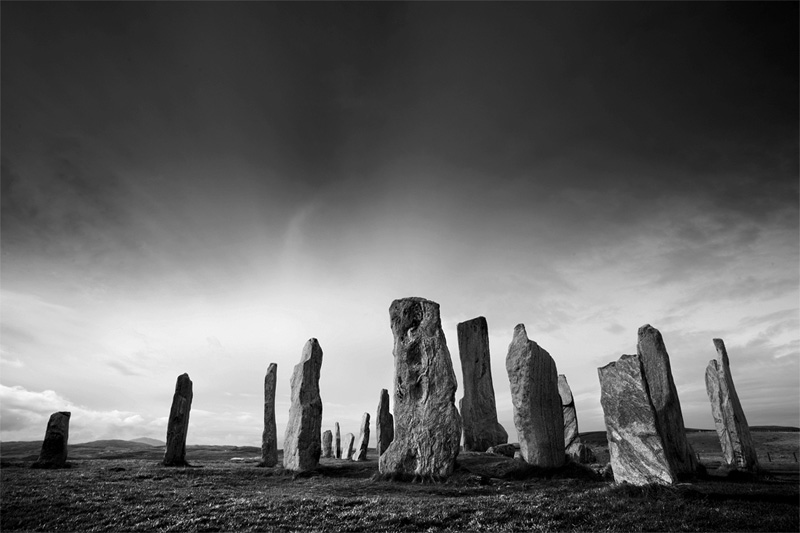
[574,442,596,464]
[379,297,462,479]
[354,413,370,461]
[487,443,519,457]
[457,317,508,452]
[32,411,70,468]
[376,389,394,457]
[637,325,698,478]
[322,430,333,458]
[164,373,193,466]
[334,422,342,459]
[506,324,564,468]
[261,363,278,467]
[705,338,759,471]
[283,338,323,472]
[344,433,355,460]
[598,353,675,485]
[558,374,585,461]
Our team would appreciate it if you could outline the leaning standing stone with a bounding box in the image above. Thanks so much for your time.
[354,412,370,461]
[376,389,394,456]
[164,373,193,466]
[599,353,675,485]
[334,422,342,459]
[457,317,508,452]
[283,338,324,472]
[705,338,759,471]
[344,433,356,460]
[506,324,564,468]
[379,297,462,479]
[322,430,333,458]
[32,411,70,469]
[261,363,278,467]
[637,325,698,478]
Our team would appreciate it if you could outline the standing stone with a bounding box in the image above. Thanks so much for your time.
[637,325,698,478]
[354,412,370,461]
[376,389,394,456]
[283,338,323,472]
[457,317,508,451]
[32,411,70,469]
[261,363,278,467]
[344,433,356,460]
[322,430,333,458]
[164,373,193,466]
[558,374,590,462]
[598,354,675,485]
[334,422,342,459]
[379,297,462,479]
[506,324,564,468]
[705,338,759,471]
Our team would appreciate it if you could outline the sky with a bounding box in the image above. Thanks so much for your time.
[1,2,798,447]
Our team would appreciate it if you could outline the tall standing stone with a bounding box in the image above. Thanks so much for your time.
[32,411,70,469]
[164,373,193,466]
[261,363,278,467]
[637,325,698,478]
[457,317,508,451]
[283,338,323,472]
[506,324,564,468]
[334,422,342,459]
[558,374,584,460]
[705,338,759,471]
[376,389,394,456]
[322,430,333,458]
[344,433,356,460]
[354,412,370,461]
[598,353,675,485]
[379,297,462,479]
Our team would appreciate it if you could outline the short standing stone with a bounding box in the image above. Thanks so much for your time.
[558,374,589,462]
[334,422,342,459]
[376,389,394,457]
[705,338,759,471]
[322,430,333,458]
[457,317,508,451]
[506,324,564,468]
[344,433,356,460]
[283,338,323,472]
[32,411,70,468]
[164,373,193,466]
[637,325,698,478]
[598,353,675,485]
[379,297,462,479]
[354,412,370,461]
[261,363,278,467]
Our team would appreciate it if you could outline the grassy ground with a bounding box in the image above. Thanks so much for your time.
[2,432,798,532]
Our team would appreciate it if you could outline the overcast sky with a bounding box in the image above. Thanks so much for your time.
[2,2,797,447]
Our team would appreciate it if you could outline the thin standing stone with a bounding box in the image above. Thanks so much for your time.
[354,412,370,461]
[376,389,394,457]
[164,373,193,466]
[261,363,278,467]
[283,338,323,472]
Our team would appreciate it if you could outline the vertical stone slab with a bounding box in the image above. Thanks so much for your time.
[598,354,675,485]
[558,374,583,460]
[705,338,759,471]
[376,389,394,456]
[164,373,193,466]
[321,430,333,458]
[506,324,564,468]
[334,422,342,459]
[379,297,462,479]
[457,317,508,451]
[354,412,370,461]
[344,433,356,460]
[283,338,323,472]
[637,325,698,478]
[32,411,70,469]
[261,363,278,467]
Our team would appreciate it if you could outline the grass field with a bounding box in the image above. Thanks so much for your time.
[2,430,797,532]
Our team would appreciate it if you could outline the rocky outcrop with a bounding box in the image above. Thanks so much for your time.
[506,324,564,468]
[705,338,759,471]
[32,411,70,469]
[344,433,355,460]
[599,353,675,485]
[637,325,698,478]
[376,389,394,456]
[334,422,342,459]
[163,373,193,466]
[322,430,333,458]
[354,413,370,461]
[457,317,508,451]
[261,363,278,467]
[379,297,462,479]
[283,339,323,472]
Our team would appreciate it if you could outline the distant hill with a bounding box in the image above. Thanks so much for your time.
[131,437,166,446]
[751,426,800,432]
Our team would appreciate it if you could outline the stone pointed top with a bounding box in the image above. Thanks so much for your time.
[512,323,528,341]
[713,338,730,366]
[557,374,574,405]
[266,362,277,375]
[175,373,192,396]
